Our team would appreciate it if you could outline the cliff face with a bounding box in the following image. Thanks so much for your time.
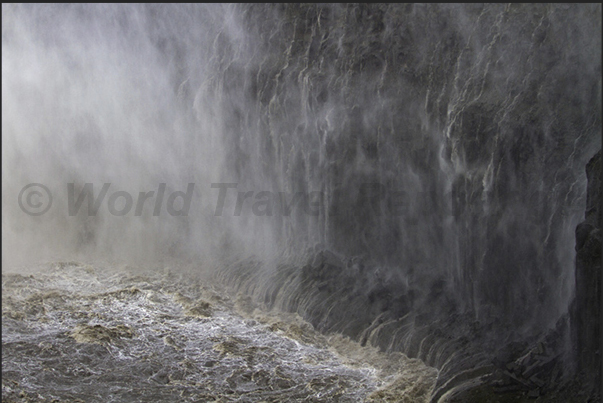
[572,149,602,395]
[222,1,601,340]
[207,3,601,338]
[211,4,601,399]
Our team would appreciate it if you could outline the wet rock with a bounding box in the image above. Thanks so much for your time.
[570,149,601,397]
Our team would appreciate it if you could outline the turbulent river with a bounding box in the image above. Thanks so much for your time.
[2,262,437,402]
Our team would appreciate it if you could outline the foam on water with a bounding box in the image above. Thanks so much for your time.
[2,262,437,402]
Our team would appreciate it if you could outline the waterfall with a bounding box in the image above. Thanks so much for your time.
[3,4,600,400]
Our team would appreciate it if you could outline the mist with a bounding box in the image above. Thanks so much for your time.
[2,4,601,400]
[3,4,252,266]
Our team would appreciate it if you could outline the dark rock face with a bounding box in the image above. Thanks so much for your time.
[571,150,602,396]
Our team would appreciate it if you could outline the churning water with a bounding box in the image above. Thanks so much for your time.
[2,4,601,402]
[2,262,436,402]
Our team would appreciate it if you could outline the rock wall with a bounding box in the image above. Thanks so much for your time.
[572,149,602,396]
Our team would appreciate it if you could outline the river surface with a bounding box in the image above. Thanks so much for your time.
[2,262,437,402]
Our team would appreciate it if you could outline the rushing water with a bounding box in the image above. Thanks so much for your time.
[2,262,437,402]
[2,4,601,402]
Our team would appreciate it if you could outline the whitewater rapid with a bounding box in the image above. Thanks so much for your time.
[2,262,437,402]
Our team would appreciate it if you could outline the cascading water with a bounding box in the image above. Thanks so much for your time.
[3,4,601,402]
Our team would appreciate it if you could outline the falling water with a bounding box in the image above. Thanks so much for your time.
[3,4,601,402]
